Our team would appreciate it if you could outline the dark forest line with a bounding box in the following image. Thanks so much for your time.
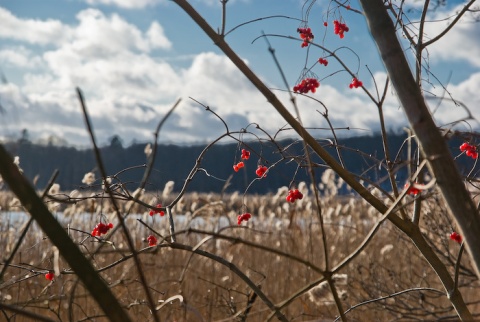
[3,132,472,194]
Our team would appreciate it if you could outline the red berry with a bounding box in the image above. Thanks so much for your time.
[45,272,54,281]
[449,232,462,244]
[237,213,252,225]
[333,20,349,39]
[147,235,158,246]
[91,221,113,236]
[460,142,478,159]
[241,149,250,160]
[293,78,320,94]
[256,165,268,178]
[149,204,165,216]
[297,26,314,47]
[234,161,245,172]
[318,58,328,66]
[286,189,304,203]
[294,189,303,200]
[404,183,420,196]
[349,77,363,89]
[324,22,328,27]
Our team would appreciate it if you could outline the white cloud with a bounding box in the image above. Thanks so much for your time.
[147,22,172,50]
[84,0,163,9]
[2,7,175,97]
[401,0,427,9]
[0,7,171,55]
[70,9,171,57]
[0,7,71,46]
[0,46,44,69]
[82,0,247,9]
[0,83,31,109]
[38,51,181,101]
[428,72,480,129]
[421,4,480,67]
[180,52,264,111]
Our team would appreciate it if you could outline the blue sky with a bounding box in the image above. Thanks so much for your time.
[0,0,479,147]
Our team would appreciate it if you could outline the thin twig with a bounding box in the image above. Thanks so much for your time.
[334,287,445,321]
[453,242,465,294]
[141,98,181,190]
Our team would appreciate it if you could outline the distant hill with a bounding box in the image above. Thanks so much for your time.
[3,132,473,194]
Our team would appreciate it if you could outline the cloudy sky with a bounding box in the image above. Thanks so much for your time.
[0,0,479,147]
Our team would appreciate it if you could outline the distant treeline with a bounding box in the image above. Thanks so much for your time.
[3,133,472,194]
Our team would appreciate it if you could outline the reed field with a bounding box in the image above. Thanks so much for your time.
[1,175,479,322]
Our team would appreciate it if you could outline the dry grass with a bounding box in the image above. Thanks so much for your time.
[1,184,479,321]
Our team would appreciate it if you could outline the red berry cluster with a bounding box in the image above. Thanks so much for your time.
[149,203,165,216]
[297,27,314,47]
[333,20,349,39]
[147,235,158,246]
[233,161,245,172]
[293,78,320,94]
[460,142,478,159]
[349,77,363,89]
[237,213,252,225]
[323,21,328,27]
[45,271,54,281]
[256,165,268,178]
[450,231,462,244]
[404,183,420,196]
[286,189,304,203]
[91,222,113,237]
[318,58,328,66]
[233,149,250,172]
